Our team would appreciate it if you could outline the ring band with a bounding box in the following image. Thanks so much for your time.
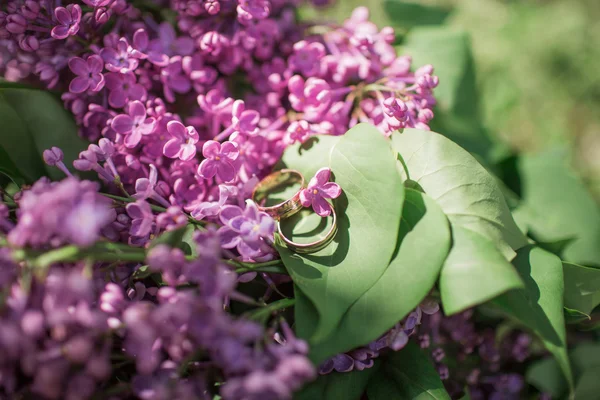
[276,202,338,254]
[252,169,305,221]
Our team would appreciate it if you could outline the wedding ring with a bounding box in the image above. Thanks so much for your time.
[252,169,305,220]
[277,202,338,254]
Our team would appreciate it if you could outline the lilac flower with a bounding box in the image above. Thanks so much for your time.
[131,28,169,66]
[111,101,156,148]
[51,4,82,40]
[299,167,342,217]
[100,38,139,73]
[289,41,326,76]
[43,146,72,177]
[383,97,409,131]
[156,206,187,231]
[237,0,271,23]
[218,200,275,259]
[198,140,239,182]
[126,200,154,238]
[68,55,105,93]
[284,120,312,144]
[8,178,114,247]
[132,164,171,208]
[163,121,199,161]
[231,100,260,136]
[161,57,191,102]
[191,185,232,220]
[104,72,147,109]
[288,75,332,121]
[149,22,195,58]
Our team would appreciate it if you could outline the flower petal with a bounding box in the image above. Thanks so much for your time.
[320,182,341,199]
[313,167,331,185]
[87,55,104,74]
[111,114,133,135]
[218,226,240,249]
[216,161,235,182]
[69,76,90,94]
[312,196,331,217]
[219,205,243,225]
[202,140,221,159]
[163,139,182,159]
[220,141,239,161]
[198,159,217,179]
[299,189,312,207]
[179,143,197,161]
[128,101,146,119]
[124,130,142,148]
[167,120,187,140]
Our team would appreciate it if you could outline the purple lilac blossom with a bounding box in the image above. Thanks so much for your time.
[299,167,342,217]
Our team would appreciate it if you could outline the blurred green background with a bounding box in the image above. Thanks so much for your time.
[302,0,600,200]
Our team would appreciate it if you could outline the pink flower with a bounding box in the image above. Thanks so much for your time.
[51,4,82,40]
[126,200,153,238]
[237,0,271,23]
[288,75,331,121]
[284,120,312,145]
[104,72,147,109]
[111,101,156,148]
[289,41,325,76]
[198,140,239,182]
[300,167,342,217]
[231,100,260,136]
[163,121,199,161]
[68,55,105,93]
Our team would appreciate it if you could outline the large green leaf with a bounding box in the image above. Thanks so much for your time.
[514,148,600,267]
[439,226,523,315]
[391,129,527,260]
[527,343,600,398]
[280,135,341,185]
[493,246,573,392]
[278,124,404,344]
[307,189,451,363]
[0,88,87,182]
[402,28,495,160]
[383,0,451,29]
[294,361,379,400]
[526,357,567,398]
[367,342,451,400]
[563,262,600,318]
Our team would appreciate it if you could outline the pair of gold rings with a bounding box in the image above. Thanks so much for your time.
[252,169,338,254]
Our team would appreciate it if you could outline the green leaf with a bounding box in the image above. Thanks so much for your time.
[439,226,523,314]
[367,342,451,400]
[383,1,451,29]
[278,124,404,345]
[0,145,26,187]
[0,88,88,182]
[493,246,573,392]
[575,367,600,399]
[294,361,379,400]
[401,28,495,160]
[279,135,341,183]
[563,262,600,317]
[307,189,450,363]
[526,357,568,398]
[391,129,527,260]
[564,307,590,324]
[514,148,600,267]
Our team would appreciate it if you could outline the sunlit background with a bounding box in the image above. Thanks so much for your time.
[303,0,600,201]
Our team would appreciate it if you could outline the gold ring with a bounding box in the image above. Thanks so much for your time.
[276,202,338,254]
[252,169,305,221]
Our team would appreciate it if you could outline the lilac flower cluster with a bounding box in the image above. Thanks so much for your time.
[318,297,439,374]
[419,309,536,400]
[0,0,441,398]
